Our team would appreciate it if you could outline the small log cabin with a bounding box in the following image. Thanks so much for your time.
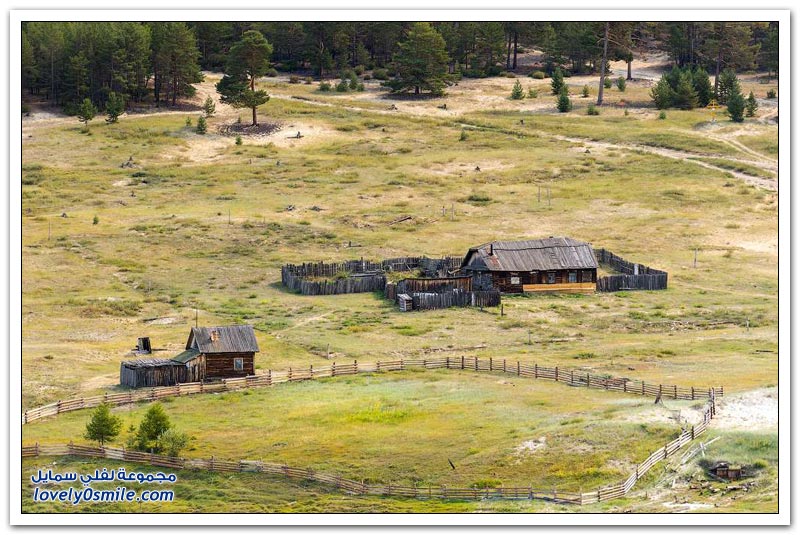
[120,325,259,388]
[461,237,598,294]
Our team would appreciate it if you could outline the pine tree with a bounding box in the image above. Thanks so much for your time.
[76,98,96,128]
[556,85,572,112]
[216,30,272,126]
[196,115,207,134]
[745,91,758,117]
[650,75,675,109]
[105,92,124,123]
[716,68,740,105]
[84,403,122,446]
[727,89,745,122]
[386,22,450,96]
[550,67,564,95]
[510,79,524,100]
[130,403,171,452]
[203,96,216,117]
[673,71,699,110]
[692,67,713,108]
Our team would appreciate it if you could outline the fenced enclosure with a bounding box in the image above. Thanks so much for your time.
[22,357,720,505]
[281,256,461,296]
[594,248,668,292]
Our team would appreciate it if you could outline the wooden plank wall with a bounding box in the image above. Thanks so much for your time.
[594,248,668,292]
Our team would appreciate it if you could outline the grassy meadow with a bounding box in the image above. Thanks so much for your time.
[21,65,779,512]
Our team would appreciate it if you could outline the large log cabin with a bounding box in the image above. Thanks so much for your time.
[120,325,259,388]
[461,237,598,294]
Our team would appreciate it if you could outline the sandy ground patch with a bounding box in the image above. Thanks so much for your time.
[514,436,547,457]
[712,387,778,432]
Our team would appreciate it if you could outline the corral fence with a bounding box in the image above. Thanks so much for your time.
[22,358,720,505]
[281,256,462,296]
[594,248,668,292]
[411,289,502,311]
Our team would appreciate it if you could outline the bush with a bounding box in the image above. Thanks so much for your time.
[196,115,207,134]
[658,110,667,120]
[105,91,124,123]
[185,117,192,127]
[92,215,99,225]
[603,77,612,89]
[235,135,242,145]
[459,129,468,141]
[266,68,279,77]
[766,89,777,99]
[202,96,216,118]
[363,74,371,80]
[155,428,190,457]
[650,75,676,109]
[304,77,313,85]
[336,80,349,92]
[373,68,389,80]
[528,88,538,98]
[616,76,626,92]
[746,91,758,117]
[727,91,745,122]
[288,75,301,84]
[319,80,332,92]
[356,83,365,91]
[556,87,572,112]
[531,70,546,79]
[21,103,30,114]
[354,65,365,75]
[582,84,590,97]
[587,103,599,115]
[510,80,525,100]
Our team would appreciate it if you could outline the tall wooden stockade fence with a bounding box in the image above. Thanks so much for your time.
[594,248,669,292]
[281,256,461,296]
[22,358,721,505]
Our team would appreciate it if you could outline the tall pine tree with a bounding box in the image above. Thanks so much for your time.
[216,30,273,126]
[386,22,450,96]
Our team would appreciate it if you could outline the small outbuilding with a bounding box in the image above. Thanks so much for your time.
[120,325,259,388]
[461,237,598,294]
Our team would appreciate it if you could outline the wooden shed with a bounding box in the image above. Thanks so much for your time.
[119,325,260,388]
[461,237,598,294]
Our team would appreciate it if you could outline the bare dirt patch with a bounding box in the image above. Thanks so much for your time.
[712,387,778,432]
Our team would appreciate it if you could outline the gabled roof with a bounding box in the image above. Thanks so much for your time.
[462,237,598,272]
[186,325,260,354]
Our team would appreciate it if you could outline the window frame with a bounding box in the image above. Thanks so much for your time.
[233,357,244,371]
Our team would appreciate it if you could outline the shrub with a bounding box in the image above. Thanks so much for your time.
[624,108,629,116]
[105,91,124,123]
[155,428,190,457]
[727,90,745,122]
[185,117,192,127]
[373,68,389,80]
[531,70,546,79]
[658,110,667,120]
[459,129,468,141]
[587,103,599,115]
[92,215,99,225]
[616,76,626,92]
[235,135,242,145]
[266,68,279,77]
[304,77,313,84]
[528,88,538,98]
[363,74,371,80]
[650,75,675,109]
[336,80,349,92]
[288,75,301,84]
[510,80,525,100]
[202,96,216,117]
[21,103,30,114]
[582,84,590,97]
[348,75,359,91]
[196,116,207,135]
[356,83,365,91]
[766,89,776,99]
[354,64,365,75]
[319,80,332,92]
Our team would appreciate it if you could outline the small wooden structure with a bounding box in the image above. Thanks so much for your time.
[120,325,260,388]
[461,237,598,294]
[397,294,413,312]
[709,462,743,481]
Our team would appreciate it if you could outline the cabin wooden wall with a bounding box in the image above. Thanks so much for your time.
[205,352,255,379]
[486,269,596,293]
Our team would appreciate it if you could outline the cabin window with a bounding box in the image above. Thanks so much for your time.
[233,358,244,371]
[510,276,520,285]
[547,272,556,284]
[582,270,594,283]
[568,271,578,283]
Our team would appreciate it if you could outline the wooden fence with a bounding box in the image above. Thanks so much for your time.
[594,248,668,292]
[22,386,716,505]
[281,256,461,296]
[22,358,721,505]
[412,290,501,310]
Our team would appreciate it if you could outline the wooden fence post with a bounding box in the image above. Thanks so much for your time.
[534,363,538,378]
[673,385,678,399]
[474,357,478,371]
[571,370,574,384]
[267,370,272,386]
[489,357,493,371]
[691,387,695,400]
[461,355,465,369]
[446,357,450,369]
[332,362,336,377]
[555,367,559,382]
[288,367,293,381]
[503,359,506,373]
[691,426,695,440]
[354,360,358,374]
[517,361,520,376]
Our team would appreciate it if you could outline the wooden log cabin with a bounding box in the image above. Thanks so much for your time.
[120,325,259,388]
[461,237,598,294]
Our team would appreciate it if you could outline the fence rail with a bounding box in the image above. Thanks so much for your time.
[22,357,720,505]
[594,248,668,292]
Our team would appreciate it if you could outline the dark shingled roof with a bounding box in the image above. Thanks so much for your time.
[461,237,598,272]
[186,325,260,354]
[171,348,201,364]
[121,358,185,369]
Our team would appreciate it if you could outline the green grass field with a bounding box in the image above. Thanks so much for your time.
[21,66,778,512]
